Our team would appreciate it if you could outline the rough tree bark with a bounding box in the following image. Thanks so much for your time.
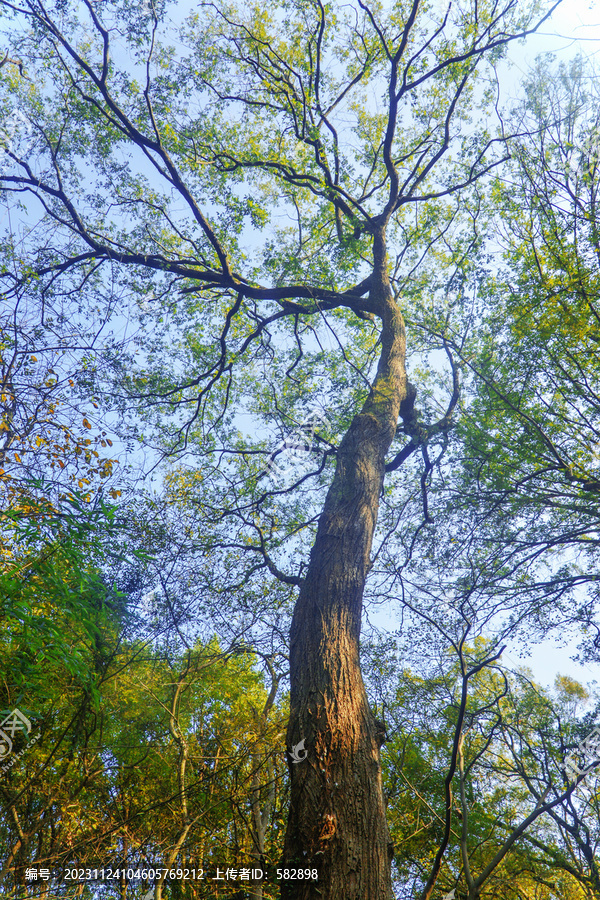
[282,231,410,900]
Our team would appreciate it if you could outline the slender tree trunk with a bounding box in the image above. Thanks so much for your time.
[249,665,279,900]
[120,831,128,900]
[282,237,409,900]
[248,758,274,900]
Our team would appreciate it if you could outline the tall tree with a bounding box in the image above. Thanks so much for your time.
[446,55,600,651]
[0,0,563,896]
[374,643,600,899]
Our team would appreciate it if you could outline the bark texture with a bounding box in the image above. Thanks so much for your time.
[281,249,408,900]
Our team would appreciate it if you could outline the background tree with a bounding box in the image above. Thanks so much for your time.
[446,54,600,656]
[0,619,288,899]
[368,640,600,899]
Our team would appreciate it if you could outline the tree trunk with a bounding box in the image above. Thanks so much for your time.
[281,242,409,900]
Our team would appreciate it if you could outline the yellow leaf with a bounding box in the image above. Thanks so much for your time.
[82,418,92,429]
